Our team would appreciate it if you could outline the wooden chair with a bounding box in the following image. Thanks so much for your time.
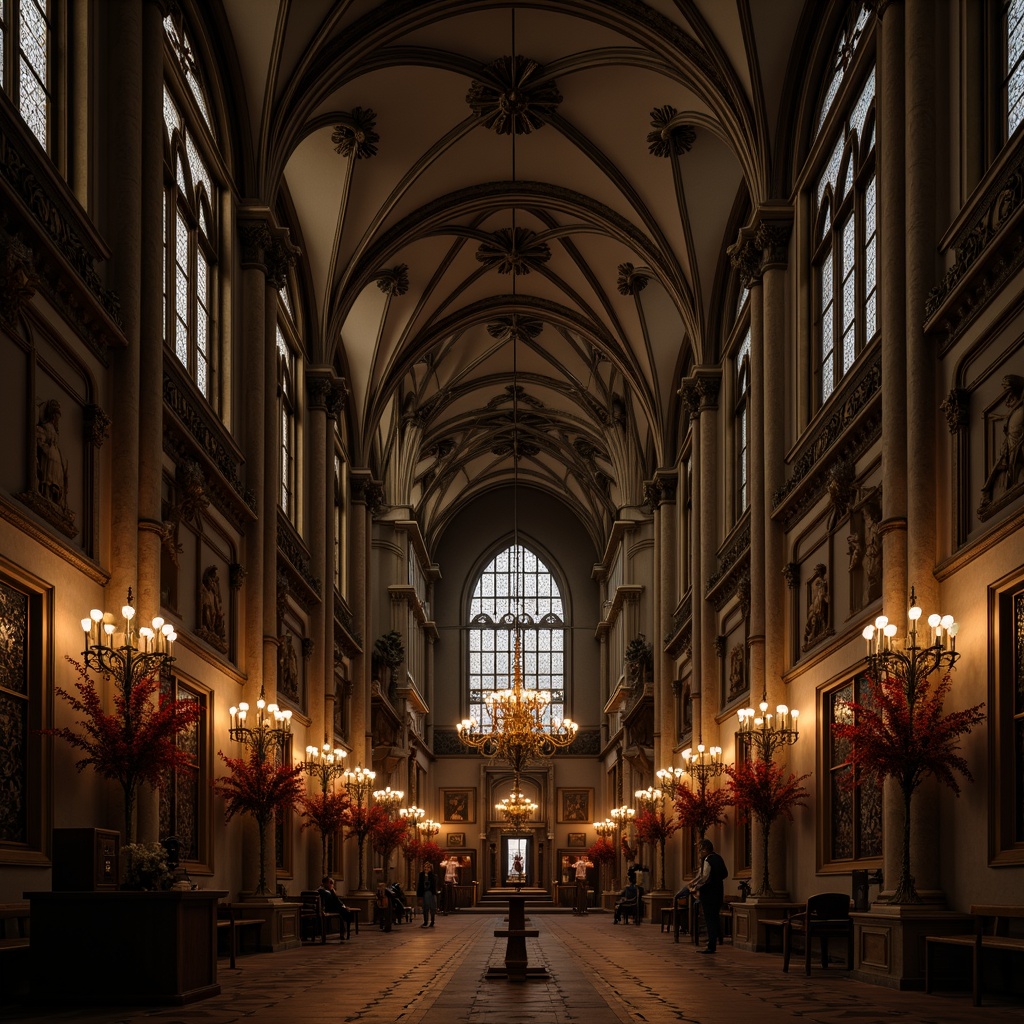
[615,888,642,925]
[782,893,853,975]
[298,891,337,944]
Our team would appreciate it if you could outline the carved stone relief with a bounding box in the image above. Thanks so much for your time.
[195,563,227,653]
[728,645,746,700]
[18,397,77,538]
[802,562,832,651]
[278,631,300,704]
[979,372,1024,520]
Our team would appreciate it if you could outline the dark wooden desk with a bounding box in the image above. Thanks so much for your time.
[26,889,227,1004]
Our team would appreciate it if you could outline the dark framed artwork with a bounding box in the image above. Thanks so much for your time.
[568,832,587,848]
[441,788,475,824]
[558,788,592,823]
[447,832,466,847]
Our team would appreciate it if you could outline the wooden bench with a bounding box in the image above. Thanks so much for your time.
[217,905,264,968]
[925,904,1024,1006]
[0,903,30,1003]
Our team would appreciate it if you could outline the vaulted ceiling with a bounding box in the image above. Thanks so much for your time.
[218,0,811,553]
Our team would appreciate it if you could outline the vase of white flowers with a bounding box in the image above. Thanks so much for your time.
[122,842,174,891]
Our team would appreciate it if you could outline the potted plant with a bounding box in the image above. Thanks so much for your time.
[634,808,680,892]
[214,747,304,897]
[373,630,405,685]
[47,657,203,844]
[832,667,984,903]
[726,757,810,897]
[624,633,654,685]
[300,790,351,877]
[122,842,175,891]
[587,837,616,899]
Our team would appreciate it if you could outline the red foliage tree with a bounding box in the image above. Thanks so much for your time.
[343,803,389,890]
[417,840,445,868]
[674,783,733,843]
[832,670,985,902]
[46,657,204,843]
[634,809,681,890]
[300,790,351,878]
[370,814,409,883]
[214,748,304,896]
[727,757,810,897]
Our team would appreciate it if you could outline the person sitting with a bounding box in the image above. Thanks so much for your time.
[316,875,354,939]
[614,881,639,924]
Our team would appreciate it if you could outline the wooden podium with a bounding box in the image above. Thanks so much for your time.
[487,894,549,982]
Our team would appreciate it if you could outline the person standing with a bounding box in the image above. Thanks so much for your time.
[693,838,728,954]
[417,860,438,927]
[442,854,461,914]
[574,854,593,915]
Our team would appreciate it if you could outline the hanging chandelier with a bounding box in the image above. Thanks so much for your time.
[496,789,538,831]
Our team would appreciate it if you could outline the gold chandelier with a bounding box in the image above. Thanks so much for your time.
[457,634,577,778]
[496,789,538,832]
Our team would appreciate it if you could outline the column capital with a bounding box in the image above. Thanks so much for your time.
[237,214,274,271]
[678,368,721,420]
[351,470,386,514]
[644,470,677,509]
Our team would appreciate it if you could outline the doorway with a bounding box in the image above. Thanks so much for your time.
[501,835,532,886]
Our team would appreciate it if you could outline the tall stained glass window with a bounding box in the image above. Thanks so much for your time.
[468,543,565,729]
[1,0,51,150]
[811,5,876,408]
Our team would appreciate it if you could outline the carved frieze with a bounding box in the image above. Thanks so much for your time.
[277,513,322,606]
[0,229,37,327]
[705,525,750,610]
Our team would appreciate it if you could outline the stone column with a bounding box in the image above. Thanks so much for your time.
[876,0,910,901]
[135,0,169,845]
[104,1,142,616]
[323,381,347,745]
[651,470,677,768]
[237,214,271,895]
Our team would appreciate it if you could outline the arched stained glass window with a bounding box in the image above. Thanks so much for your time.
[468,543,565,729]
[1,0,52,151]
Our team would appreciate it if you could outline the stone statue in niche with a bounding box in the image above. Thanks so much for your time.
[862,499,882,600]
[728,645,745,699]
[196,564,227,652]
[803,562,831,649]
[35,399,69,508]
[278,631,299,702]
[18,398,78,537]
[847,531,863,573]
[980,373,1024,513]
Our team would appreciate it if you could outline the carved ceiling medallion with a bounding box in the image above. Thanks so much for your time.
[466,55,562,135]
[476,227,551,276]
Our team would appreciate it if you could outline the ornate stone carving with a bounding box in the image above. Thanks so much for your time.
[351,475,386,515]
[277,519,322,600]
[825,456,857,529]
[238,219,273,268]
[161,459,209,568]
[17,397,77,538]
[195,564,228,653]
[466,55,562,135]
[677,378,701,421]
[84,404,110,447]
[941,387,969,434]
[332,107,379,159]
[278,631,300,703]
[302,637,315,660]
[979,372,1024,519]
[728,645,746,699]
[705,524,750,602]
[713,634,727,658]
[266,235,298,290]
[782,562,800,589]
[802,562,832,651]
[306,373,334,412]
[737,569,751,618]
[727,235,762,288]
[487,314,543,342]
[755,218,792,270]
[0,230,37,326]
[646,106,696,158]
[476,227,551,275]
[375,264,409,296]
[617,262,650,295]
[229,562,247,591]
[327,378,349,420]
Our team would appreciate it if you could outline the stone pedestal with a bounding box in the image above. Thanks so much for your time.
[644,891,672,925]
[230,897,302,951]
[26,889,227,1004]
[730,899,802,951]
[852,906,973,990]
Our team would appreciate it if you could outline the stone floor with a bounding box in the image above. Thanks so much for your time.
[3,909,1021,1024]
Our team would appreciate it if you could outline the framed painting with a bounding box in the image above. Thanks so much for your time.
[441,788,475,824]
[558,788,593,823]
[447,832,466,848]
[568,832,587,848]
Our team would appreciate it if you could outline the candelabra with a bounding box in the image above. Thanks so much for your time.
[680,742,726,786]
[862,586,959,679]
[80,588,177,694]
[228,682,293,760]
[610,805,636,829]
[373,785,404,816]
[399,804,425,826]
[634,786,663,814]
[496,790,538,832]
[416,818,440,842]
[342,764,376,891]
[736,691,799,762]
[456,634,577,782]
[655,766,686,798]
[594,819,616,840]
[300,744,348,793]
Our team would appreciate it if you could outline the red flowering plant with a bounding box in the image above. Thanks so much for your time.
[727,757,810,897]
[417,840,444,869]
[214,747,304,896]
[634,808,681,891]
[370,814,409,883]
[300,790,351,877]
[832,668,984,903]
[46,657,204,844]
[587,837,616,896]
[674,782,733,879]
[343,803,389,890]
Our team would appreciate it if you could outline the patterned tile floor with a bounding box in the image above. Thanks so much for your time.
[3,909,1020,1024]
